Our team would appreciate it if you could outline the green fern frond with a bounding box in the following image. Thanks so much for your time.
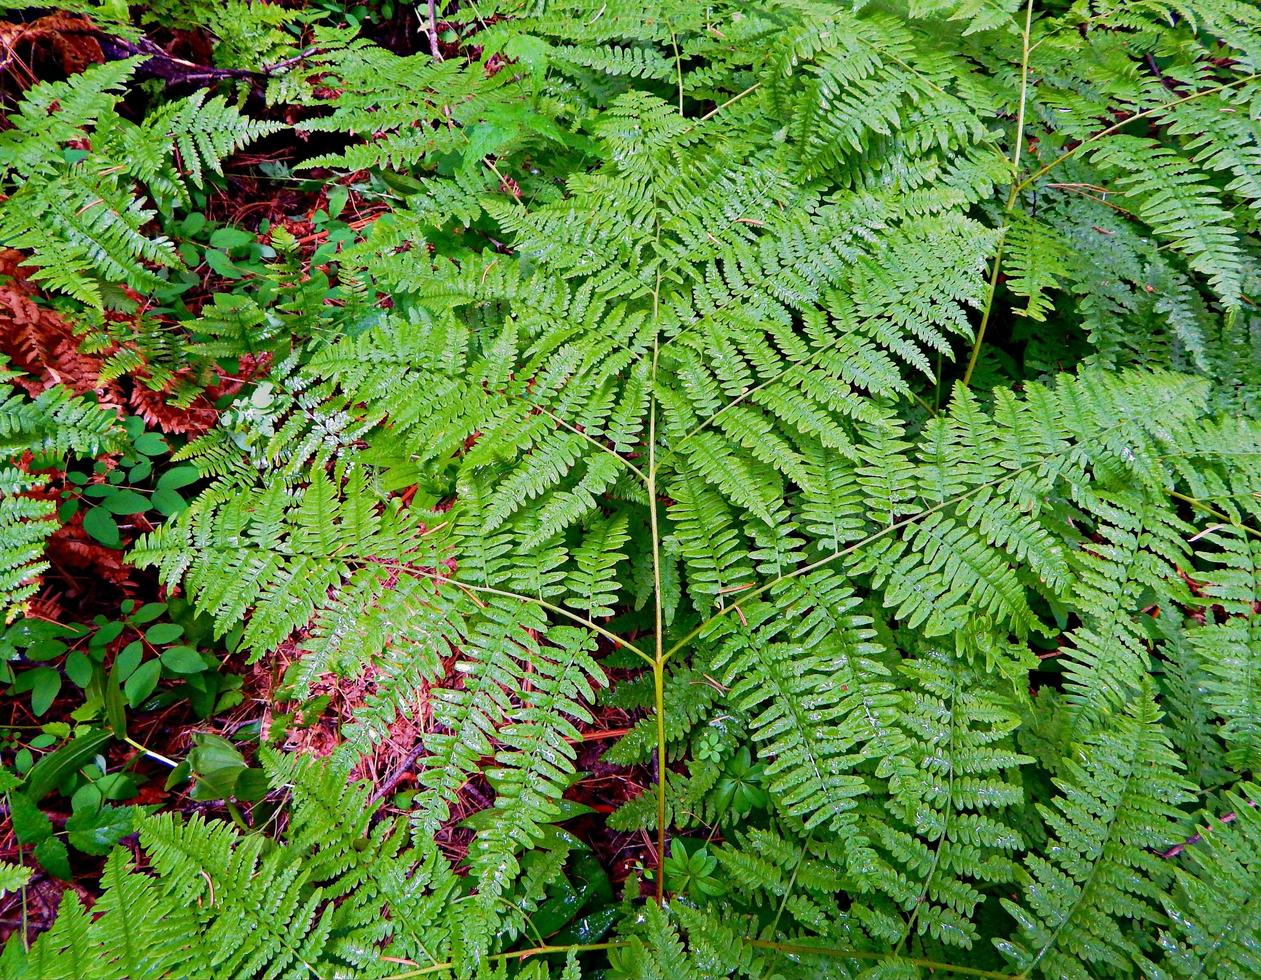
[1090,136,1244,307]
[1148,783,1261,980]
[140,89,285,190]
[997,691,1193,979]
[872,650,1029,950]
[1004,213,1072,322]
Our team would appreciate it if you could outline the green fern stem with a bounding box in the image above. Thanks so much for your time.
[963,0,1034,388]
[1171,490,1261,541]
[1013,72,1261,197]
[378,938,1021,979]
[381,941,628,978]
[745,941,1018,979]
[694,81,762,124]
[649,274,669,904]
[962,224,1010,388]
[379,565,656,666]
[659,459,1042,665]
[534,403,647,482]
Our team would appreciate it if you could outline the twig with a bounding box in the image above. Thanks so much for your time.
[66,28,320,84]
[368,742,429,805]
[1161,799,1257,859]
[92,33,256,81]
[426,0,443,61]
[263,47,320,75]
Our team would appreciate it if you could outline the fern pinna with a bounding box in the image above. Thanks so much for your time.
[3,0,1261,977]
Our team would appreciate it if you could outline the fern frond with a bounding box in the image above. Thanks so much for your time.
[1090,136,1243,307]
[140,89,285,190]
[1149,783,1261,980]
[1004,213,1072,322]
[873,650,1029,950]
[997,691,1193,979]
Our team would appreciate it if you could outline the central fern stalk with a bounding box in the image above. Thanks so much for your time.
[963,0,1034,387]
[649,270,669,903]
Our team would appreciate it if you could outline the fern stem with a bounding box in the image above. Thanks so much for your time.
[425,0,441,60]
[1171,491,1261,541]
[963,0,1034,388]
[696,81,761,123]
[962,225,1008,388]
[381,937,1017,979]
[649,269,669,903]
[381,941,628,978]
[671,33,685,115]
[652,659,668,883]
[1009,0,1036,178]
[746,940,1018,979]
[660,459,1043,664]
[1014,72,1261,196]
[394,567,656,666]
[533,403,648,483]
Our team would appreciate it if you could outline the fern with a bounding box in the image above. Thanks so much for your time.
[875,650,1029,950]
[6,0,1261,977]
[1089,137,1244,308]
[0,58,278,307]
[2,755,477,979]
[1,363,122,619]
[997,692,1193,979]
[1187,530,1261,771]
[1150,783,1261,980]
[130,89,283,193]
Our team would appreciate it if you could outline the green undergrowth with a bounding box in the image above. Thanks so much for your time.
[2,0,1261,977]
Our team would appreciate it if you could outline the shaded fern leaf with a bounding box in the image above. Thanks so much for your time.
[997,691,1193,979]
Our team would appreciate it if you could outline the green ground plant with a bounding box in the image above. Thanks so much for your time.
[2,0,1261,976]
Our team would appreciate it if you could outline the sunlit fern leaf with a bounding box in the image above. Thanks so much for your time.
[1156,620,1231,790]
[870,650,1029,950]
[1,891,96,980]
[1,369,122,619]
[1160,88,1261,216]
[264,750,461,970]
[0,855,186,976]
[1055,492,1193,748]
[708,575,898,835]
[0,58,140,179]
